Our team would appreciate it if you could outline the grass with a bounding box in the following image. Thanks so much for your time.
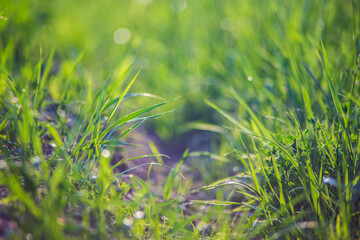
[206,52,360,238]
[0,53,183,239]
[1,0,360,239]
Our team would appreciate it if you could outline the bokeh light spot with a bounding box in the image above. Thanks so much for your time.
[220,18,233,32]
[135,0,152,5]
[171,0,187,12]
[114,28,131,44]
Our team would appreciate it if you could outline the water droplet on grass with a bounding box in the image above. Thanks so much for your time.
[122,218,133,227]
[102,149,111,158]
[32,156,41,167]
[134,211,144,219]
[323,177,338,187]
[26,233,32,240]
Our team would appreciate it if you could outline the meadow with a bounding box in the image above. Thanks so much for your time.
[0,0,360,239]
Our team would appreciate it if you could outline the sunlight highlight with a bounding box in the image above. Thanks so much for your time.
[114,28,131,44]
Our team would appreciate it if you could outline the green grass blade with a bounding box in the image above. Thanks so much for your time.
[99,102,167,140]
[230,87,271,138]
[163,160,183,201]
[301,86,314,120]
[321,41,346,127]
[205,99,253,134]
[106,70,140,125]
[149,140,164,165]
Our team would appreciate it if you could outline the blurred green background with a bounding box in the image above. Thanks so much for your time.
[0,0,357,141]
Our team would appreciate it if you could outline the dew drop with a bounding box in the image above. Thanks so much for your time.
[102,149,111,158]
[134,211,145,219]
[122,218,133,227]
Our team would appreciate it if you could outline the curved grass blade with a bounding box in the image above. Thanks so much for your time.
[188,176,259,197]
[105,70,140,126]
[190,200,243,206]
[109,162,184,188]
[188,151,229,162]
[230,87,271,138]
[111,153,170,171]
[205,99,253,134]
[321,42,346,127]
[164,160,183,200]
[100,102,167,139]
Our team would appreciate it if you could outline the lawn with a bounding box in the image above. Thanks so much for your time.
[0,0,360,239]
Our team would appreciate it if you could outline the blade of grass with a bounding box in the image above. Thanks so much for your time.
[230,87,272,138]
[321,41,346,127]
[105,70,140,126]
[149,140,164,165]
[164,160,183,200]
[205,99,253,134]
[99,102,168,140]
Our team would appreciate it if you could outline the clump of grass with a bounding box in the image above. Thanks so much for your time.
[1,0,360,239]
[202,46,360,239]
[0,50,192,239]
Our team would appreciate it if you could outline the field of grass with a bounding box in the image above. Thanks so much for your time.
[1,0,360,239]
